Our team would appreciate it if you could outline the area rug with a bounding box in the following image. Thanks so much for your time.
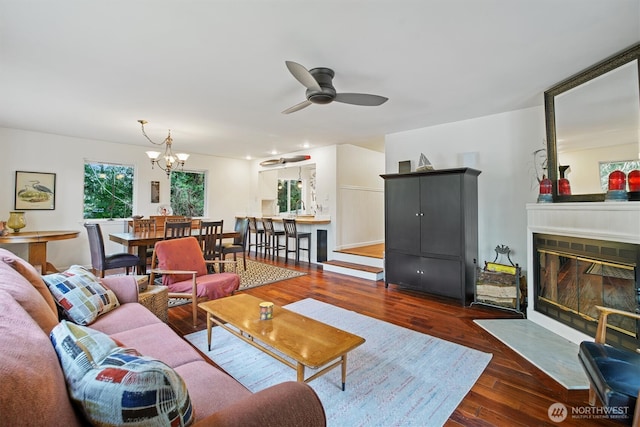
[168,260,306,307]
[185,298,492,426]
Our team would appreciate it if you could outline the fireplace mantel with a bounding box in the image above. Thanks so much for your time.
[526,202,640,344]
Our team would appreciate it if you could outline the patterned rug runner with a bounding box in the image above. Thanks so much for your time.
[168,260,306,307]
[185,298,492,426]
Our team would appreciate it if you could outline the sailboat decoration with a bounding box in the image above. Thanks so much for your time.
[416,153,434,172]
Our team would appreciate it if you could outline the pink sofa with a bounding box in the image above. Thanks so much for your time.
[0,249,325,426]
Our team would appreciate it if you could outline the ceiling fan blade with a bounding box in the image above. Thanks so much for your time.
[282,100,313,114]
[285,61,321,91]
[334,93,388,106]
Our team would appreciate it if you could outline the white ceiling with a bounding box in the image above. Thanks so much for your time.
[1,0,638,160]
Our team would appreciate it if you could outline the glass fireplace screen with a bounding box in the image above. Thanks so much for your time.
[538,250,637,336]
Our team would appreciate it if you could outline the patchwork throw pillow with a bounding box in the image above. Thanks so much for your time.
[43,265,120,325]
[51,321,194,426]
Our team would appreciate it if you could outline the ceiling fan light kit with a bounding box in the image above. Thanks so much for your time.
[282,61,388,114]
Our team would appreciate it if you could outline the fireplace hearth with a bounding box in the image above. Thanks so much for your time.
[534,233,639,351]
[527,202,640,348]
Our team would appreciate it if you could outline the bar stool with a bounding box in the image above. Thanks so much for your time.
[247,217,265,256]
[263,217,285,260]
[283,218,311,264]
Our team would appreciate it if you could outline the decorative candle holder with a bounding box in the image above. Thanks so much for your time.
[628,169,640,201]
[259,302,274,320]
[7,211,26,232]
[605,170,628,202]
[537,176,553,203]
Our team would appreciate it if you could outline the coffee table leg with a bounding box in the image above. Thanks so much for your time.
[207,315,213,351]
[341,354,347,391]
[297,363,305,382]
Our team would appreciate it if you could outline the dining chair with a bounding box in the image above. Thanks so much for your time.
[150,236,240,327]
[578,306,640,426]
[247,217,265,256]
[164,220,192,239]
[283,218,311,264]
[131,218,157,267]
[198,220,224,271]
[132,218,157,234]
[84,223,141,277]
[262,217,285,260]
[222,217,249,270]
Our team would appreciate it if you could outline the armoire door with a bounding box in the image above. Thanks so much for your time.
[419,174,462,257]
[385,176,421,253]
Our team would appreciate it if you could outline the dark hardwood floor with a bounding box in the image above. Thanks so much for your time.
[167,254,619,427]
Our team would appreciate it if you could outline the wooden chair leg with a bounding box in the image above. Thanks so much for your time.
[588,385,597,406]
[192,298,198,328]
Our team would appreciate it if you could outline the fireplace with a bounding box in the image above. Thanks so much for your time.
[533,233,639,351]
[527,202,640,346]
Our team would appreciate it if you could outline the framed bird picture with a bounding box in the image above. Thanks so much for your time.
[15,171,56,210]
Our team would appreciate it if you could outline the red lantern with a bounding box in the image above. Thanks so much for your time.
[607,170,626,191]
[558,178,571,195]
[628,170,640,192]
[539,177,552,194]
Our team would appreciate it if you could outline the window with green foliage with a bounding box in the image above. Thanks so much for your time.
[84,162,134,219]
[599,160,640,191]
[170,170,205,217]
[277,179,301,213]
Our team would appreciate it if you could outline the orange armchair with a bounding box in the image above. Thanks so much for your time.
[149,236,240,327]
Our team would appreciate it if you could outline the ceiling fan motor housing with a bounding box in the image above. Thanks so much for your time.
[306,67,336,104]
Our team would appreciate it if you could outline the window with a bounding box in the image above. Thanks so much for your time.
[277,179,302,213]
[84,162,134,219]
[170,170,205,217]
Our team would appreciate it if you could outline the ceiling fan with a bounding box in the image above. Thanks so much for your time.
[282,61,388,114]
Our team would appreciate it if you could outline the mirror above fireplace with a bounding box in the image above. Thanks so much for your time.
[544,43,640,202]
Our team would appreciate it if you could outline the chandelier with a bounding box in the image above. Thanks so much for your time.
[138,120,189,177]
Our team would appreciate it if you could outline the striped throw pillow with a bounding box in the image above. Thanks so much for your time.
[43,265,119,325]
[51,321,194,426]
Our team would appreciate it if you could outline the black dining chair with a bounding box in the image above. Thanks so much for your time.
[283,218,311,264]
[84,223,141,277]
[222,217,249,270]
[198,220,224,272]
[164,220,192,240]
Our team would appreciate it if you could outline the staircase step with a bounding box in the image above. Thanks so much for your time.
[323,260,383,273]
[322,260,384,281]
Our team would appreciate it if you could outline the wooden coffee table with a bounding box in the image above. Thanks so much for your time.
[198,294,365,390]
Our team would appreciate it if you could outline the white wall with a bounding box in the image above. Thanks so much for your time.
[336,144,385,249]
[0,127,252,270]
[384,106,545,271]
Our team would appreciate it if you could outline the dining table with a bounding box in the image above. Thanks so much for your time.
[109,229,239,274]
[0,230,81,274]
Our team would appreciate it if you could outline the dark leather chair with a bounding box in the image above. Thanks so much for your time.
[578,306,640,426]
[283,218,310,264]
[222,218,249,270]
[84,223,141,277]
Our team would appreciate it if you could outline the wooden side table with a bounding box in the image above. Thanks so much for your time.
[138,284,169,323]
